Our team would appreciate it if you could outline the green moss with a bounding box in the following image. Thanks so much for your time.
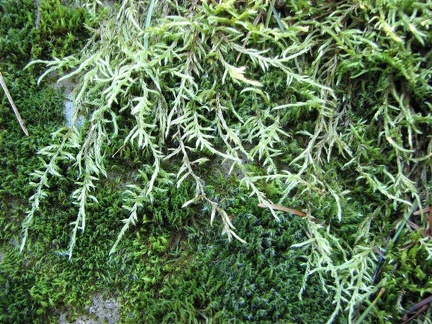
[116,190,335,323]
[1,0,432,323]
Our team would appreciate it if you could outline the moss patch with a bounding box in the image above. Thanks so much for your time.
[1,0,432,323]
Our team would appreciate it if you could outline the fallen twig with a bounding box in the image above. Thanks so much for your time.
[258,202,327,227]
[258,202,306,216]
[0,72,29,136]
[34,0,41,30]
[402,295,432,323]
[413,206,431,215]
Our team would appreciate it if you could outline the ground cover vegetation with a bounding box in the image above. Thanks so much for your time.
[0,0,431,322]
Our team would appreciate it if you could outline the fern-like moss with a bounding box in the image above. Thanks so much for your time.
[1,0,431,322]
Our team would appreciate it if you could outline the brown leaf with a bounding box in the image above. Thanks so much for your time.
[258,203,306,217]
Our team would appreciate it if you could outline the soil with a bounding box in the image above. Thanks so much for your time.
[58,293,120,324]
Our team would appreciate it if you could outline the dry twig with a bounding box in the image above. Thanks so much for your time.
[0,72,29,136]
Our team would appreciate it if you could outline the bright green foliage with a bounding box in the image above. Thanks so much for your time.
[0,0,90,72]
[0,0,35,70]
[1,0,432,323]
[25,0,339,256]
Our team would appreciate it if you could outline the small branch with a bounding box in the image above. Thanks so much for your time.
[258,202,306,216]
[34,0,41,30]
[258,202,327,225]
[0,72,29,136]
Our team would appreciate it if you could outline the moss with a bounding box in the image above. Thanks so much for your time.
[116,190,335,323]
[1,0,432,323]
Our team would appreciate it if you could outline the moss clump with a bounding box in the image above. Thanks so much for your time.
[1,0,432,323]
[130,201,336,323]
